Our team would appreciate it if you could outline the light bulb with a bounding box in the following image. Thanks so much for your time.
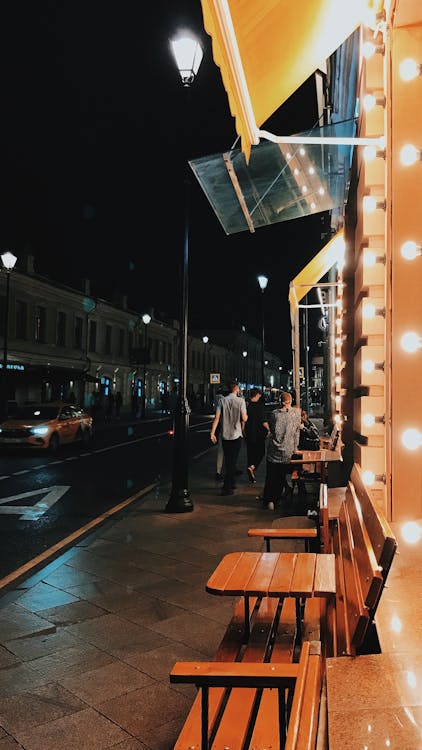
[362,41,376,59]
[401,241,421,260]
[363,195,376,212]
[318,187,325,196]
[334,414,342,424]
[363,145,377,162]
[363,303,376,319]
[299,148,305,156]
[363,94,376,111]
[362,470,376,485]
[399,58,421,82]
[310,202,316,210]
[402,428,422,450]
[302,185,308,193]
[401,521,422,544]
[363,359,375,374]
[400,144,420,166]
[364,250,376,267]
[308,167,315,175]
[401,332,422,353]
[363,414,375,427]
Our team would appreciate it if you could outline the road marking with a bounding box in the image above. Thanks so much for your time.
[0,486,70,520]
[0,486,69,519]
[0,482,156,591]
[12,470,31,476]
[193,447,214,460]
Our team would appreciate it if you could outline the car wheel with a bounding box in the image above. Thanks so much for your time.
[49,433,59,454]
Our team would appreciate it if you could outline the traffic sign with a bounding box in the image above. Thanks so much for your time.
[210,373,220,384]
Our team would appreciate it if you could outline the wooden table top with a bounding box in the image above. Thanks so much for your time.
[206,551,336,599]
[290,449,342,464]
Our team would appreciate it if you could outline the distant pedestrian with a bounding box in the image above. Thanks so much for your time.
[244,388,267,483]
[210,381,247,496]
[115,391,123,419]
[261,391,301,511]
[105,392,115,422]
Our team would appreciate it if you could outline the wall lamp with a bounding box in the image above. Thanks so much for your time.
[362,470,386,486]
[362,359,385,374]
[401,241,422,260]
[363,93,386,111]
[363,249,386,266]
[362,302,386,319]
[399,58,422,81]
[402,428,422,450]
[363,145,386,162]
[362,41,385,59]
[363,413,385,427]
[400,144,422,166]
[400,331,422,353]
[363,195,386,212]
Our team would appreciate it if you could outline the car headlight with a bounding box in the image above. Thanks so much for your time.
[30,426,49,436]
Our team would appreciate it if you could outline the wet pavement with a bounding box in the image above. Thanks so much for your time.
[0,439,317,750]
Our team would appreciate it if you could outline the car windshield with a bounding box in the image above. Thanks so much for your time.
[12,406,59,421]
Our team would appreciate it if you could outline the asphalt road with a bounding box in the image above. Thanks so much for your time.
[0,415,213,580]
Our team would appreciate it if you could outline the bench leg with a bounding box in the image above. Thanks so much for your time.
[295,598,302,645]
[243,595,250,642]
[201,686,209,750]
[278,686,287,747]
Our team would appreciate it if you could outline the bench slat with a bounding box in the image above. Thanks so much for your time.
[314,553,336,597]
[346,484,383,609]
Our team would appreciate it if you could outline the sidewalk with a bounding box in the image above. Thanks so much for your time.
[0,444,314,750]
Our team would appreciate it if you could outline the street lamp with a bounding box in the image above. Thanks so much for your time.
[202,336,209,409]
[165,33,203,514]
[141,313,151,418]
[1,251,17,416]
[242,350,248,393]
[257,275,268,396]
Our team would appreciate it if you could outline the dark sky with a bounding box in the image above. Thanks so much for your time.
[2,1,328,367]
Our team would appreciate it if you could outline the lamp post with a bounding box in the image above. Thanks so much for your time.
[202,335,208,409]
[1,251,17,417]
[257,275,268,396]
[242,350,248,394]
[141,313,151,418]
[165,33,203,514]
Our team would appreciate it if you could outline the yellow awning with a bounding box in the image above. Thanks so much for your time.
[289,229,345,316]
[200,0,382,160]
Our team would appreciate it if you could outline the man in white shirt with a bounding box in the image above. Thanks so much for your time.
[210,381,247,495]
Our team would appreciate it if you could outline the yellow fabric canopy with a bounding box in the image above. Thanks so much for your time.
[289,229,345,316]
[200,0,381,159]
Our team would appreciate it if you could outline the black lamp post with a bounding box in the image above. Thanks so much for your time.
[257,275,268,396]
[202,335,208,409]
[141,313,151,419]
[1,251,17,417]
[165,33,203,514]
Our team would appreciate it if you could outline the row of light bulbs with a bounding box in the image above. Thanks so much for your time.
[361,39,422,485]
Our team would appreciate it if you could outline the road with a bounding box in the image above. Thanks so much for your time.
[0,414,213,580]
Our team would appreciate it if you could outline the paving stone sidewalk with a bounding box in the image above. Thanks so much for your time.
[0,443,314,750]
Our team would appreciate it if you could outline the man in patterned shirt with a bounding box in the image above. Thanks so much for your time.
[261,391,301,511]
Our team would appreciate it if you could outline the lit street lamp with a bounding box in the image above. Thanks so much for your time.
[202,336,209,409]
[242,350,248,393]
[1,251,17,417]
[165,33,203,514]
[257,275,268,396]
[141,313,151,419]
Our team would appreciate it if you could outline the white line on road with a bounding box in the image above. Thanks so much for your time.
[12,470,31,476]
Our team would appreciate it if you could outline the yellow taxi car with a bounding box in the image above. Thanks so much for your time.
[0,401,93,452]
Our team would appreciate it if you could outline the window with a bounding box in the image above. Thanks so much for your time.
[105,324,112,354]
[89,320,97,352]
[74,316,83,349]
[56,311,66,347]
[118,328,125,357]
[35,305,46,343]
[16,301,27,340]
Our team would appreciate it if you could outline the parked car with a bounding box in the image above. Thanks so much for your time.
[0,401,93,452]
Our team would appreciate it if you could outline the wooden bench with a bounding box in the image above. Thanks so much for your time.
[248,463,397,657]
[170,590,323,750]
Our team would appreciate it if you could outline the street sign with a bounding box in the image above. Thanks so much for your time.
[210,373,220,384]
[299,367,305,379]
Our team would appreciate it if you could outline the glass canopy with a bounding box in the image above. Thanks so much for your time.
[189,120,356,235]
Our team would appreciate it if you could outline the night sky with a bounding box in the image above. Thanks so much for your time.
[2,1,329,367]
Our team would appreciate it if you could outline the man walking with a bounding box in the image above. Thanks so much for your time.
[210,381,247,495]
[261,391,301,510]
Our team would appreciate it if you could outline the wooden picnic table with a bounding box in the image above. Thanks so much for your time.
[206,550,336,640]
